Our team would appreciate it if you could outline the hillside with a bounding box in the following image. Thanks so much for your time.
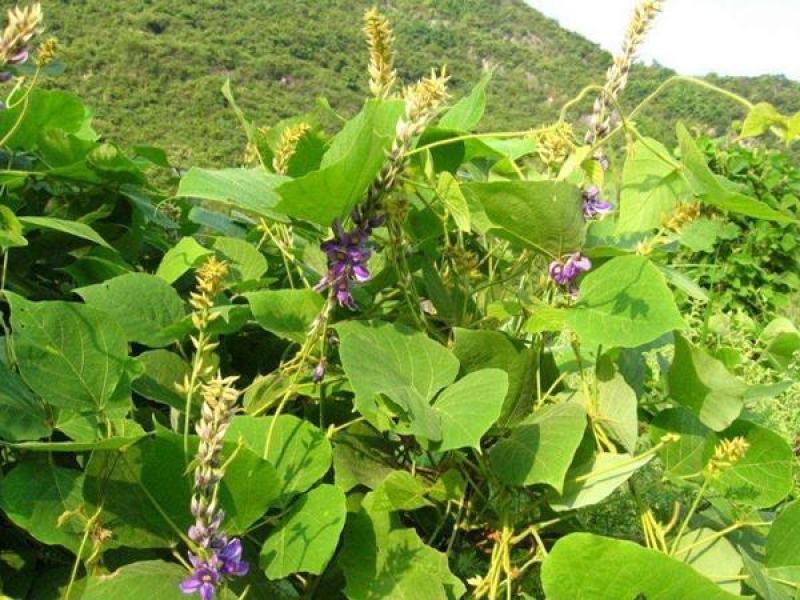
[40,0,800,166]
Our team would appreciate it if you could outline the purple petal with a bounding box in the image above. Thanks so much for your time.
[180,576,202,594]
[200,582,216,600]
[352,264,371,282]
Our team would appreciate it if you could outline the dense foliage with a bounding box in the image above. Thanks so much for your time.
[37,0,800,165]
[1,3,799,600]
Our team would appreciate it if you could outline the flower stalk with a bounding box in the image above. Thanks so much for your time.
[180,374,248,600]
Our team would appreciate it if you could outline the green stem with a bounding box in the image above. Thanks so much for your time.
[669,478,709,554]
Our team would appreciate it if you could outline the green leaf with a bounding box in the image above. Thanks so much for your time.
[370,471,432,512]
[81,561,195,600]
[340,504,464,600]
[566,255,686,349]
[650,407,716,477]
[3,434,145,452]
[0,89,94,151]
[432,369,508,452]
[332,423,397,492]
[211,236,268,282]
[669,334,746,431]
[541,533,742,599]
[336,320,459,441]
[549,452,653,511]
[275,99,405,225]
[464,180,585,255]
[617,138,687,233]
[675,528,744,595]
[489,402,587,490]
[155,236,212,284]
[0,362,51,442]
[525,305,567,334]
[436,172,471,232]
[452,328,539,426]
[0,462,84,552]
[176,167,288,220]
[741,102,787,139]
[131,350,190,411]
[766,500,800,574]
[226,415,332,501]
[245,290,324,344]
[712,420,793,508]
[76,273,185,347]
[18,216,112,249]
[8,294,129,412]
[0,205,28,250]
[438,71,491,131]
[677,123,793,223]
[260,484,346,579]
[594,372,639,453]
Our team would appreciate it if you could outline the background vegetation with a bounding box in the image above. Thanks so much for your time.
[41,0,800,165]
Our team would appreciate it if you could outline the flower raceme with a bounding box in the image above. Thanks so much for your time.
[0,3,42,82]
[180,375,249,599]
[314,213,383,309]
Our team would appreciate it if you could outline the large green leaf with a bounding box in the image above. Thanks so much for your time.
[176,167,288,219]
[677,123,793,223]
[617,138,688,233]
[541,533,741,599]
[332,423,398,492]
[0,462,85,552]
[766,500,800,588]
[452,328,538,426]
[76,273,185,347]
[712,420,793,508]
[260,484,346,579]
[131,350,190,411]
[651,407,716,477]
[155,237,212,284]
[18,216,113,249]
[340,502,465,600]
[0,89,94,151]
[438,71,491,132]
[463,180,585,255]
[225,415,332,501]
[370,471,432,512]
[566,255,686,349]
[211,236,268,282]
[431,369,507,452]
[336,320,459,441]
[81,561,196,600]
[245,290,325,344]
[488,402,586,490]
[593,372,639,453]
[549,452,653,511]
[275,99,405,225]
[8,294,129,412]
[675,528,744,594]
[669,334,746,431]
[0,362,51,442]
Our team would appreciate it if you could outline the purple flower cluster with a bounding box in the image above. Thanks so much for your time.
[549,253,592,296]
[180,537,248,600]
[582,185,613,220]
[315,209,383,309]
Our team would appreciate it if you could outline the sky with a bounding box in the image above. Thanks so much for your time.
[526,0,800,80]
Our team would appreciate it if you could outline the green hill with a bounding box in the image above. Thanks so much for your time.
[39,0,800,166]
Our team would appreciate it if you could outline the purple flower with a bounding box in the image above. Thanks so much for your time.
[312,359,327,383]
[218,538,249,576]
[549,253,592,296]
[180,538,248,599]
[180,557,220,600]
[582,186,613,220]
[315,215,378,310]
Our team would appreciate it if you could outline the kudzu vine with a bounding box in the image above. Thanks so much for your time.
[0,2,798,600]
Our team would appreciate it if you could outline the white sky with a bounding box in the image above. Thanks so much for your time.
[526,0,800,80]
